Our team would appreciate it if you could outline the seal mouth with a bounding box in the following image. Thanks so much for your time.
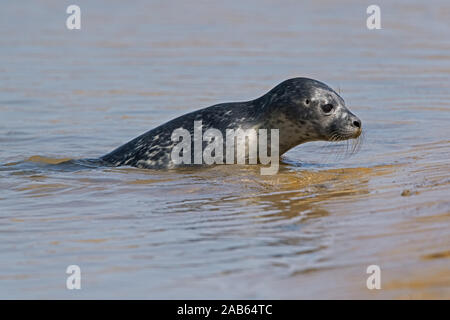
[327,128,362,142]
[353,128,362,139]
[325,128,364,156]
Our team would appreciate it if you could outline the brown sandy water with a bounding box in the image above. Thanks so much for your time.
[0,1,449,298]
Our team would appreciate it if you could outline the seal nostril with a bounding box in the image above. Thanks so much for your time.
[353,120,361,128]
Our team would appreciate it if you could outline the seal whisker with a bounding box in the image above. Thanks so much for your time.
[325,131,347,161]
[354,131,365,154]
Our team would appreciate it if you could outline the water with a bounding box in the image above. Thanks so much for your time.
[0,0,449,299]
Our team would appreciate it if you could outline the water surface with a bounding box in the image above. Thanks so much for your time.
[0,0,449,298]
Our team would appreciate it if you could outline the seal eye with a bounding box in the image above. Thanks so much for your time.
[321,104,334,113]
[305,99,310,105]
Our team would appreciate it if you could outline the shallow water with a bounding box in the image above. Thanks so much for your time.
[0,0,449,299]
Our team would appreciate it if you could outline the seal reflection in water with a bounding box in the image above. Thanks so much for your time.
[101,78,362,169]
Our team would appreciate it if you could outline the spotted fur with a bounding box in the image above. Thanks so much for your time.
[101,78,362,169]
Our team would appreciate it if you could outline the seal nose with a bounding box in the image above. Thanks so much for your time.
[349,114,361,129]
[352,119,361,128]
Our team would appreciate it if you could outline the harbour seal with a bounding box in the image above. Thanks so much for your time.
[100,77,362,169]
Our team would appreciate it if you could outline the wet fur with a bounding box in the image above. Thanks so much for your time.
[101,78,362,169]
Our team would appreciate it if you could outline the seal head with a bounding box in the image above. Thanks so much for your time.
[257,78,362,154]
